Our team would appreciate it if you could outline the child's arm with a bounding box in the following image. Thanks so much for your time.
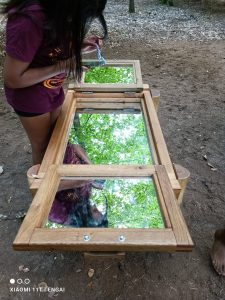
[4,54,68,89]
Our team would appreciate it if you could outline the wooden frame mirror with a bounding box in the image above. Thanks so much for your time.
[35,90,181,197]
[68,60,143,92]
[14,165,193,252]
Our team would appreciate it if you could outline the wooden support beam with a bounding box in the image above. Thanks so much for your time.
[27,228,177,252]
[155,165,193,251]
[174,164,190,204]
[143,91,180,190]
[13,166,59,250]
[151,89,160,112]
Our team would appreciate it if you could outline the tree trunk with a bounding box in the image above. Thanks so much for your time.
[129,0,135,13]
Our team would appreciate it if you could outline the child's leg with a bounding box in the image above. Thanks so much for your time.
[50,105,62,133]
[18,105,62,165]
[211,229,225,276]
[19,113,53,165]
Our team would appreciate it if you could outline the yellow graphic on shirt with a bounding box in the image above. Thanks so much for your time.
[43,76,65,89]
[43,47,66,88]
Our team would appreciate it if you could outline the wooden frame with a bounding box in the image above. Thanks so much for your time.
[68,60,143,92]
[14,165,193,252]
[36,90,181,194]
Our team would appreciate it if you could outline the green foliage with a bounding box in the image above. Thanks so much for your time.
[46,113,164,229]
[45,179,164,229]
[69,113,153,165]
[84,66,135,84]
[90,178,164,228]
[45,221,63,229]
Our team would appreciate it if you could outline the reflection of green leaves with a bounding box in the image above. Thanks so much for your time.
[45,221,63,228]
[91,178,164,229]
[84,67,135,84]
[69,113,153,165]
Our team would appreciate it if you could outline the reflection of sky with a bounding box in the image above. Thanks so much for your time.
[69,113,153,165]
[90,178,164,229]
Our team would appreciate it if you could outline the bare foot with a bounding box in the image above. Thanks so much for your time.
[211,229,225,276]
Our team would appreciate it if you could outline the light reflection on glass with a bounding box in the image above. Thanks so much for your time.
[84,66,135,84]
[68,113,153,165]
[45,178,164,229]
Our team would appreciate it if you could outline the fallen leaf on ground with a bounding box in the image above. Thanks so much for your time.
[0,166,3,175]
[76,269,82,273]
[207,162,217,171]
[88,268,95,278]
[19,265,24,271]
[38,282,48,288]
[23,268,30,273]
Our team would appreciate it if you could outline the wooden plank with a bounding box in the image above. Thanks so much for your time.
[69,83,143,92]
[155,165,194,250]
[133,60,143,90]
[57,164,156,177]
[143,91,180,189]
[30,166,156,195]
[141,98,159,165]
[13,166,59,249]
[38,91,75,174]
[26,228,177,252]
[76,102,141,110]
[54,102,76,165]
[76,109,140,115]
[29,178,42,198]
[76,97,141,103]
[153,174,171,228]
[75,92,142,98]
[68,60,143,92]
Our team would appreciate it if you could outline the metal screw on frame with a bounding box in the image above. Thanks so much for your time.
[83,235,90,242]
[119,235,126,242]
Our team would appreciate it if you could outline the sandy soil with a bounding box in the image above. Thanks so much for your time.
[0,1,225,299]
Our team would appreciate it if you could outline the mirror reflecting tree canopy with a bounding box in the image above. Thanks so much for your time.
[84,66,135,84]
[45,178,164,229]
[68,113,153,165]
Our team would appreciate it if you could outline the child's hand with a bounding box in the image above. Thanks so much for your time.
[82,36,103,54]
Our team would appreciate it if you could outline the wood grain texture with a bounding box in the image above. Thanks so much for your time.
[141,98,159,165]
[13,165,59,249]
[75,92,142,98]
[155,165,193,250]
[174,164,190,204]
[153,173,172,228]
[143,91,180,190]
[76,102,141,110]
[57,164,156,177]
[68,60,143,92]
[26,228,177,252]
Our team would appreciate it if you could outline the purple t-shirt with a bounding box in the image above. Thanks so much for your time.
[4,4,68,113]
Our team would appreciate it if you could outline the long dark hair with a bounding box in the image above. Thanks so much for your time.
[3,0,108,81]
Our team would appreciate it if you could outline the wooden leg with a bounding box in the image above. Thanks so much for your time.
[173,164,190,205]
[151,89,160,113]
[27,164,40,188]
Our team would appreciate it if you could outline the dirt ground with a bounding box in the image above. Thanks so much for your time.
[1,1,225,300]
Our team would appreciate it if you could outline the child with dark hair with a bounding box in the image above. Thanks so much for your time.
[49,144,108,228]
[3,0,108,164]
